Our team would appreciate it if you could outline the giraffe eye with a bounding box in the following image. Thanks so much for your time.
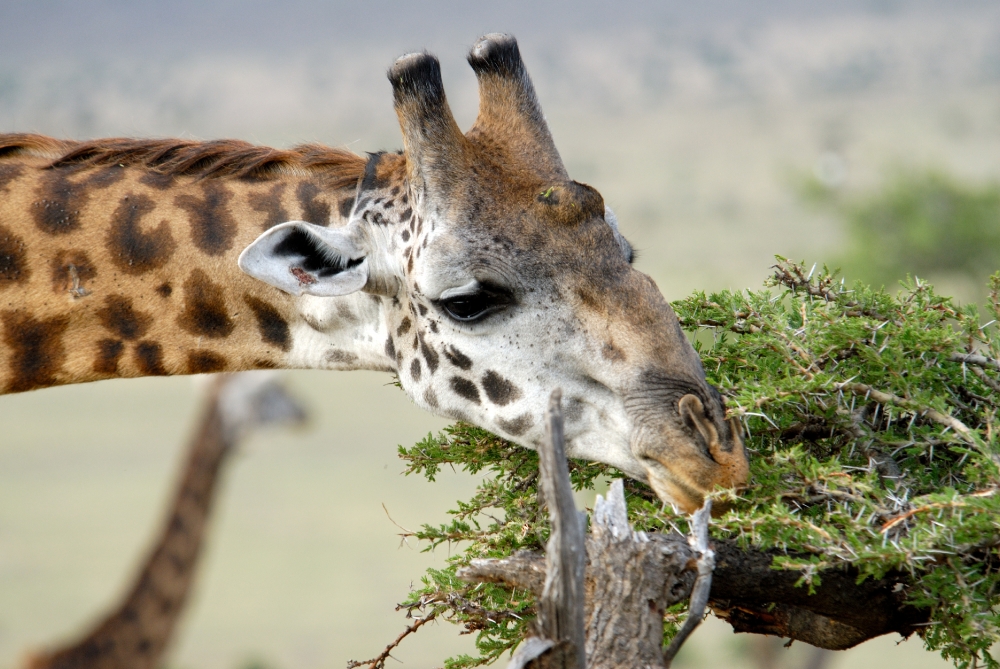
[437,284,513,322]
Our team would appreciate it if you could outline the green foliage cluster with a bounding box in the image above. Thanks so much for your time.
[390,260,1000,669]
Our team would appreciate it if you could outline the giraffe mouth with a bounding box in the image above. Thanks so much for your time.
[639,456,708,514]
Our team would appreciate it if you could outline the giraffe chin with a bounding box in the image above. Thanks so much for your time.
[641,447,747,517]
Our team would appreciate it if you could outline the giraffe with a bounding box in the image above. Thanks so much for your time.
[0,34,747,512]
[22,372,307,669]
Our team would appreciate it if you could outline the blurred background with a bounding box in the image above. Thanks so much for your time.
[2,1,999,667]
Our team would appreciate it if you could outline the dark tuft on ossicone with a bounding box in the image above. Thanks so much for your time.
[388,52,446,108]
[467,33,524,77]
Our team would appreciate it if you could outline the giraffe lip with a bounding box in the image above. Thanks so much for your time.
[638,456,705,512]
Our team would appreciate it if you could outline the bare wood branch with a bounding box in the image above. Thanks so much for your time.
[969,364,1000,395]
[528,388,587,669]
[835,381,974,443]
[663,499,714,667]
[949,352,1000,372]
[584,482,696,669]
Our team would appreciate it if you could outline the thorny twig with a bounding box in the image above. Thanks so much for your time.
[346,609,439,669]
[835,382,975,444]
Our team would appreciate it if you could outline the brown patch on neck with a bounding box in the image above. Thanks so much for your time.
[177,269,234,339]
[31,168,88,235]
[106,192,177,274]
[1,310,70,393]
[175,181,237,256]
[96,295,153,341]
[186,350,227,374]
[134,341,168,376]
[0,163,24,191]
[0,225,30,288]
[296,181,331,226]
[248,182,289,231]
[243,295,291,351]
[93,339,125,375]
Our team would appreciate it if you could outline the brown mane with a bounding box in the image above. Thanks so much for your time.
[0,133,368,189]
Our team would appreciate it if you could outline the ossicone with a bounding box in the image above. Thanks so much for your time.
[466,33,566,180]
[387,51,467,201]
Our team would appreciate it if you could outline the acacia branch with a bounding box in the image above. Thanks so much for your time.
[346,610,439,669]
[836,382,974,443]
[949,352,1000,372]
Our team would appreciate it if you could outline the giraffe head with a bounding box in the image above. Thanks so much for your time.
[239,34,747,512]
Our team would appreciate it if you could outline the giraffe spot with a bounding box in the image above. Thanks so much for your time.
[96,295,152,341]
[1,311,69,393]
[175,181,237,256]
[186,350,227,374]
[139,171,175,190]
[396,317,412,337]
[400,207,412,221]
[93,339,124,375]
[407,253,414,274]
[107,192,176,274]
[417,303,428,316]
[325,349,358,365]
[423,387,438,408]
[177,269,234,338]
[336,302,358,324]
[82,165,126,189]
[136,638,152,654]
[0,225,30,288]
[418,334,439,373]
[401,229,410,242]
[602,341,626,362]
[366,210,389,226]
[135,341,168,375]
[449,376,480,404]
[565,397,585,423]
[482,371,522,406]
[244,295,290,351]
[0,164,24,191]
[49,250,95,294]
[296,181,331,225]
[248,182,289,231]
[575,286,601,311]
[31,169,87,235]
[410,357,422,381]
[385,336,396,361]
[428,320,438,333]
[338,198,354,219]
[156,283,173,297]
[444,345,473,370]
[498,413,534,437]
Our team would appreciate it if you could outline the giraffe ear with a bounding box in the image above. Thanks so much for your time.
[238,221,369,297]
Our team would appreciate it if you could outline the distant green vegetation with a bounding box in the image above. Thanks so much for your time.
[804,170,1000,296]
[386,260,1000,669]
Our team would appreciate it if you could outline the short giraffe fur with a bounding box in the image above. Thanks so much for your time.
[0,34,747,511]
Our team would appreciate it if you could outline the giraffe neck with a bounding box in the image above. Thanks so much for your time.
[0,138,389,394]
